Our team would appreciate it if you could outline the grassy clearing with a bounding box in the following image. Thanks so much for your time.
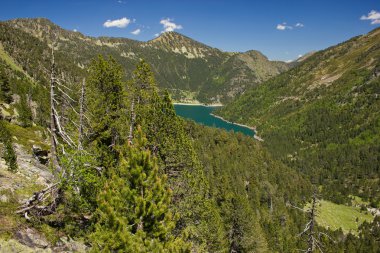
[349,195,369,206]
[0,43,26,75]
[306,200,374,235]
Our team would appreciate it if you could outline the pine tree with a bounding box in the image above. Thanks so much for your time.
[0,120,17,172]
[17,94,33,127]
[86,55,125,170]
[127,59,157,143]
[90,129,190,252]
[0,69,12,103]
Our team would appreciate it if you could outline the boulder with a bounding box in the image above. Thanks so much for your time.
[15,228,49,249]
[32,145,49,165]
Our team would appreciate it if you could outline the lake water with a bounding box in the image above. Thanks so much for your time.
[174,104,255,136]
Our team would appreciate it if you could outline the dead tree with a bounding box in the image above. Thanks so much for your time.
[49,46,62,175]
[17,44,78,218]
[78,78,85,150]
[304,192,318,253]
[288,191,334,253]
[128,98,135,144]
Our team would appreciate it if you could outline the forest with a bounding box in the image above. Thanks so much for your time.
[1,42,379,251]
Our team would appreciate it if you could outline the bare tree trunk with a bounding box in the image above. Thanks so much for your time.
[49,47,62,175]
[78,78,85,150]
[307,192,317,253]
[128,98,135,144]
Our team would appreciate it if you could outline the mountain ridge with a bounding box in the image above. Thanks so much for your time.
[216,25,380,203]
[0,17,290,103]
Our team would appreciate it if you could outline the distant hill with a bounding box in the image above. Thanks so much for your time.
[217,27,380,203]
[0,18,290,104]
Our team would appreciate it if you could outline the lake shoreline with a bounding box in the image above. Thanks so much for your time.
[174,103,263,141]
[209,113,256,131]
[173,102,223,107]
[210,113,264,141]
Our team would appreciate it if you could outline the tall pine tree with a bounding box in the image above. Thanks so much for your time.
[86,55,125,170]
[90,129,189,252]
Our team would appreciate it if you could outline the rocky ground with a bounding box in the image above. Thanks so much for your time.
[0,139,87,252]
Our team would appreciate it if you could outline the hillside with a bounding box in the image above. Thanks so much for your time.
[0,18,290,104]
[0,48,311,252]
[217,27,380,204]
[1,20,379,251]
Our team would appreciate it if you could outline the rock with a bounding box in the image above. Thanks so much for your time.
[0,107,11,121]
[373,66,380,78]
[1,103,10,109]
[32,145,49,165]
[16,228,49,249]
[0,194,8,202]
[0,238,52,253]
[53,237,87,252]
[11,94,20,104]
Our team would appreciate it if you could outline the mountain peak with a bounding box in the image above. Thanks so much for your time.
[147,31,222,59]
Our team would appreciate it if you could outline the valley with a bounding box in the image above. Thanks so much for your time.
[174,104,255,136]
[0,5,379,253]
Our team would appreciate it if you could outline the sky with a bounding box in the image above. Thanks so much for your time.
[0,0,379,61]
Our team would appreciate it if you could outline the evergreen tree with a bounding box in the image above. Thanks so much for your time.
[0,120,17,171]
[86,55,125,170]
[17,94,33,127]
[129,59,157,105]
[0,68,12,103]
[90,129,189,252]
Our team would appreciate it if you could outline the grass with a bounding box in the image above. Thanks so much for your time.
[0,43,26,75]
[349,195,369,206]
[306,200,374,235]
[5,122,49,151]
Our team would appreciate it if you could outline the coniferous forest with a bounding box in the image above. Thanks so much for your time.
[0,11,379,253]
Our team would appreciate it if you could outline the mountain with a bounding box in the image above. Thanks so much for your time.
[0,37,311,252]
[217,27,380,204]
[0,18,290,104]
[1,17,379,252]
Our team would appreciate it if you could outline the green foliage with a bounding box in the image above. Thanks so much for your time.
[16,94,33,127]
[0,68,12,103]
[90,129,190,252]
[305,200,374,235]
[0,120,17,172]
[218,27,380,205]
[87,55,126,170]
[60,150,101,227]
[187,122,312,252]
[0,18,290,104]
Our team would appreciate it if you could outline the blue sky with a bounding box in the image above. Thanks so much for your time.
[1,0,379,61]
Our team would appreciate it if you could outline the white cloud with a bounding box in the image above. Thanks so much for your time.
[276,24,287,30]
[131,28,141,35]
[276,22,293,30]
[117,0,126,3]
[73,29,77,32]
[154,33,160,37]
[298,54,303,58]
[103,17,131,28]
[277,22,304,31]
[361,10,380,25]
[160,18,183,32]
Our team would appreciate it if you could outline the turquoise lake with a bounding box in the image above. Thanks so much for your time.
[174,104,255,136]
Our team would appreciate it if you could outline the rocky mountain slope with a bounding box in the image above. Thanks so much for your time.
[0,18,290,104]
[217,27,380,204]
